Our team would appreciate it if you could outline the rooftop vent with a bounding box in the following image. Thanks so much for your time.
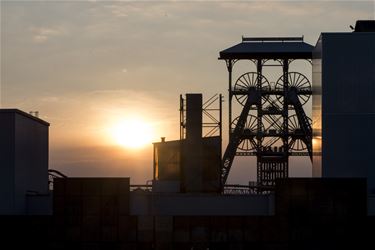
[354,20,375,32]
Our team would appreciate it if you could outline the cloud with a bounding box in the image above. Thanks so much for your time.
[40,96,60,102]
[30,26,67,43]
[104,4,142,18]
[103,3,171,20]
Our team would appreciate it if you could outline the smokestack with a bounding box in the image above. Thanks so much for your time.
[183,94,203,192]
[185,94,202,140]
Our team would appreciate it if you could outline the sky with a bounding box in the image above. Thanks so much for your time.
[1,0,374,184]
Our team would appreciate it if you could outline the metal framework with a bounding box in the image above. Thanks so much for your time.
[180,94,222,140]
[219,37,313,192]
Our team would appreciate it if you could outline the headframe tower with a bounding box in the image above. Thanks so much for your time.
[219,37,313,192]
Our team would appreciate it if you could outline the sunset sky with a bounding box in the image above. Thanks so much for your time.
[1,0,374,184]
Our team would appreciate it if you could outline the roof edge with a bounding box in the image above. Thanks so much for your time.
[0,109,50,126]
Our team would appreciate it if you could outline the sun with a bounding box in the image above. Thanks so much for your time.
[110,119,153,149]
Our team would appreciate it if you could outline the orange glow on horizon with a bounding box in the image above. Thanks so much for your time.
[109,118,153,149]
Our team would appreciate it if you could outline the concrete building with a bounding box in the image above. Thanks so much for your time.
[312,24,375,214]
[0,109,51,215]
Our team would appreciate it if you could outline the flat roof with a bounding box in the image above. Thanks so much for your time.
[219,37,314,60]
[0,109,50,126]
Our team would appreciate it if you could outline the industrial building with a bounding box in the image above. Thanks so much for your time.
[0,20,374,249]
[0,109,51,215]
[312,30,375,212]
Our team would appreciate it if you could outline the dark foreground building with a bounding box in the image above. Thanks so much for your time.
[0,177,372,249]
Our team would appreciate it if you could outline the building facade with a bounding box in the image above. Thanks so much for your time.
[0,109,50,214]
[312,31,375,213]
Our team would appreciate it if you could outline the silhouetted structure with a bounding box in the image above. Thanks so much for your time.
[0,109,51,215]
[153,94,222,193]
[312,24,375,212]
[354,20,375,32]
[219,37,313,191]
[1,178,371,250]
[1,20,375,250]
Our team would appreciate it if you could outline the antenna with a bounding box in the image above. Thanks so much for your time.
[29,111,39,118]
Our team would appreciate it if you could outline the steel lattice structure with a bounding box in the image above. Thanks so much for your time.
[219,37,313,192]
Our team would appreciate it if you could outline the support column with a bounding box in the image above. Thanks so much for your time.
[256,59,263,186]
[282,59,289,177]
[227,60,233,141]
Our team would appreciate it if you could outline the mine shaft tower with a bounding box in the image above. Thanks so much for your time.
[219,37,313,192]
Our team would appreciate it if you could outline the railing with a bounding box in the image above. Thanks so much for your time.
[130,185,152,192]
[129,183,270,195]
[223,182,266,195]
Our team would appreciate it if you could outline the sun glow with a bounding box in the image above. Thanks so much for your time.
[110,119,153,149]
